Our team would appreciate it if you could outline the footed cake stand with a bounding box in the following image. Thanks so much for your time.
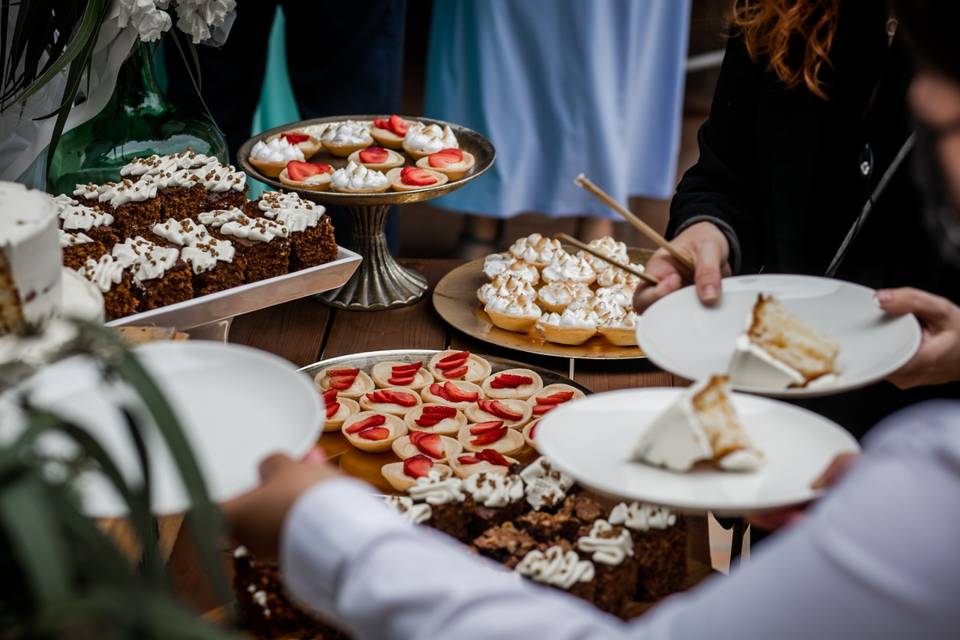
[238,115,496,310]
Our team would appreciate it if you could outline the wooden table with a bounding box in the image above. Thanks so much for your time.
[168,258,713,613]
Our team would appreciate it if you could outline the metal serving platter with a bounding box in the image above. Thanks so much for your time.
[237,115,496,207]
[106,247,361,339]
[298,349,591,494]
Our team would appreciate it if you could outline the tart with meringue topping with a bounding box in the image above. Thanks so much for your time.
[578,236,629,271]
[249,136,305,177]
[477,274,538,305]
[381,455,453,492]
[402,122,459,160]
[485,293,542,333]
[347,146,405,171]
[536,305,600,346]
[536,281,593,314]
[359,387,423,416]
[392,431,462,463]
[342,411,407,453]
[371,114,411,149]
[321,120,374,157]
[415,147,476,180]
[266,130,322,159]
[598,309,640,346]
[387,166,449,192]
[465,397,533,429]
[370,360,434,390]
[404,403,468,436]
[508,233,568,268]
[278,160,334,191]
[427,350,492,383]
[457,421,525,456]
[314,366,375,399]
[481,368,544,400]
[420,380,485,409]
[329,161,390,194]
[541,253,597,286]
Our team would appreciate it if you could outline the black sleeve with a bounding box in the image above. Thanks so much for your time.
[668,33,766,274]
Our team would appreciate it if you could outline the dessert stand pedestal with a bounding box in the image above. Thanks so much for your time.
[238,115,496,310]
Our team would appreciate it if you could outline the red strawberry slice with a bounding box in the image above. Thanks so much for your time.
[478,399,522,421]
[329,368,360,377]
[528,422,538,439]
[392,362,423,375]
[388,114,409,136]
[470,420,504,435]
[421,405,456,417]
[403,454,434,478]
[442,365,469,379]
[471,427,507,447]
[325,401,341,419]
[389,374,417,386]
[415,415,441,427]
[287,161,331,181]
[381,390,417,407]
[329,376,357,390]
[457,454,480,465]
[490,373,534,389]
[532,404,556,416]
[400,166,438,186]
[536,391,575,405]
[429,383,449,400]
[428,148,464,168]
[477,449,510,466]
[410,432,444,459]
[443,382,478,402]
[346,414,386,434]
[359,146,389,164]
[281,132,310,144]
[373,118,390,130]
[322,388,338,405]
[366,390,387,404]
[359,426,390,441]
[437,351,470,369]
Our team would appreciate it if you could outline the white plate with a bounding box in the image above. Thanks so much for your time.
[637,274,921,398]
[1,342,322,517]
[535,388,860,516]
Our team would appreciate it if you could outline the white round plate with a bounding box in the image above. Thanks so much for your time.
[535,388,860,516]
[2,341,322,517]
[637,274,921,398]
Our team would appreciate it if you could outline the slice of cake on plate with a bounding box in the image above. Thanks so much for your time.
[633,375,762,472]
[729,293,840,389]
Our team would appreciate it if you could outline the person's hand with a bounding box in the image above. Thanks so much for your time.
[632,221,732,313]
[222,447,339,558]
[876,287,960,389]
[747,453,859,531]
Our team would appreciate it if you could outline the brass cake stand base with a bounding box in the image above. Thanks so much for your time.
[320,204,428,310]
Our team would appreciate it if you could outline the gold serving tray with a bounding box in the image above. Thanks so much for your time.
[433,248,654,361]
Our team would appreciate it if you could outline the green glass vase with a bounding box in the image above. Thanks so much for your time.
[47,42,227,195]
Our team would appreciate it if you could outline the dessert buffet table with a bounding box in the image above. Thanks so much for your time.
[163,258,712,615]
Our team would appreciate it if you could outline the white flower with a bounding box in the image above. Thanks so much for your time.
[116,0,172,42]
[174,0,236,44]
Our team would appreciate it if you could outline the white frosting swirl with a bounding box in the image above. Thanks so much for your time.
[542,253,596,284]
[258,191,324,231]
[404,123,458,154]
[608,502,677,531]
[198,208,245,228]
[576,519,634,566]
[250,137,305,162]
[383,496,432,525]
[79,177,158,207]
[219,216,288,242]
[180,235,235,274]
[485,294,541,319]
[520,457,575,511]
[515,547,595,590]
[193,162,246,192]
[321,120,373,146]
[111,236,179,282]
[463,472,524,508]
[152,218,209,246]
[330,162,388,191]
[54,194,114,231]
[407,469,465,505]
[79,255,126,292]
[59,230,93,247]
[120,150,217,177]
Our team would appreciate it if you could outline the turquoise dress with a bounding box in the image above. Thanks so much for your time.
[424,0,691,218]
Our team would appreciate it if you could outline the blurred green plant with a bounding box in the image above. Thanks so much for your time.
[0,321,236,639]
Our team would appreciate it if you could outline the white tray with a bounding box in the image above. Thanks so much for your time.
[106,247,361,340]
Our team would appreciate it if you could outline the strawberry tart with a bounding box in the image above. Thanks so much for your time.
[481,368,544,400]
[402,122,459,160]
[278,161,334,191]
[465,397,533,429]
[415,147,476,181]
[392,431,462,464]
[359,387,423,416]
[371,360,434,390]
[347,146,405,171]
[420,379,484,409]
[341,411,407,453]
[386,166,448,191]
[457,420,524,456]
[381,455,453,492]
[527,384,584,418]
[404,403,468,436]
[427,350,492,383]
[314,366,375,399]
[320,388,360,432]
[370,114,411,149]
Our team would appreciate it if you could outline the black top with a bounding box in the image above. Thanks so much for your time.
[669,4,960,437]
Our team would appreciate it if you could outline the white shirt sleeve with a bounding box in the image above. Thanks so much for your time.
[280,400,960,640]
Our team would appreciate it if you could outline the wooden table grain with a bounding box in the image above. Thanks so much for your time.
[169,258,708,614]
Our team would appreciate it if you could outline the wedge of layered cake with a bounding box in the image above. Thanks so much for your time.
[729,294,839,389]
[633,375,762,472]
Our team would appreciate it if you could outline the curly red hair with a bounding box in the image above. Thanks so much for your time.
[731,0,841,99]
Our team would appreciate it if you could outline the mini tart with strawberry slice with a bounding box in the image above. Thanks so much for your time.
[386,166,449,192]
[527,384,586,419]
[466,397,532,429]
[481,368,544,401]
[451,448,520,479]
[267,130,322,158]
[342,411,407,453]
[314,366,375,400]
[347,146,405,171]
[420,380,485,410]
[371,360,434,390]
[381,454,452,492]
[427,350,492,383]
[457,420,525,456]
[392,431,462,464]
[321,388,360,432]
[415,147,476,181]
[404,403,468,436]
[522,419,540,450]
[370,115,411,149]
[359,387,423,416]
[278,160,334,191]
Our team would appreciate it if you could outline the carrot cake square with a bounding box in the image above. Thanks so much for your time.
[253,191,337,269]
[73,178,161,237]
[59,230,107,271]
[53,194,119,248]
[77,254,140,320]
[198,209,290,282]
[151,217,245,296]
[111,236,193,311]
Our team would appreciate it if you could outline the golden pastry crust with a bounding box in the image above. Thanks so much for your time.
[597,325,638,346]
[386,167,449,192]
[485,306,540,333]
[415,151,476,181]
[522,419,540,451]
[481,368,544,401]
[371,126,406,149]
[278,167,332,191]
[536,322,597,346]
[342,411,407,453]
[248,156,287,178]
